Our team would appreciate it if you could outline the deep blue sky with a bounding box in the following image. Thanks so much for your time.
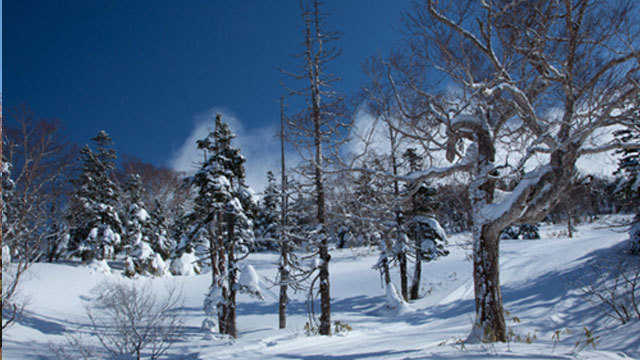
[3,0,410,171]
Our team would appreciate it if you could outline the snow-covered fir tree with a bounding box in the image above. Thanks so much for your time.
[149,198,174,260]
[67,130,123,263]
[122,173,167,277]
[254,171,280,251]
[188,114,258,338]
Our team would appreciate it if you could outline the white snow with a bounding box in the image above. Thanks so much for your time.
[86,259,111,274]
[3,219,639,359]
[238,264,263,299]
[136,207,150,222]
[170,251,200,276]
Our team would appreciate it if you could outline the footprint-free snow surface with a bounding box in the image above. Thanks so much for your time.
[3,219,640,359]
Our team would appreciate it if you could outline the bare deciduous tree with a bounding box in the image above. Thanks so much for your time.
[373,0,640,342]
[2,106,75,331]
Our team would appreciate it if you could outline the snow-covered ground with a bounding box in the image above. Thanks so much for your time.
[4,218,640,359]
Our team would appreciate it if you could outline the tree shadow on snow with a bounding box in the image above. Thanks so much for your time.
[11,311,67,335]
[276,348,421,359]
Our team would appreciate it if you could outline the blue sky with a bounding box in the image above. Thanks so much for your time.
[3,0,411,189]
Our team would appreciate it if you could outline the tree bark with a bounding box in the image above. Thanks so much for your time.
[318,235,331,335]
[410,242,422,300]
[471,223,506,342]
[226,213,237,339]
[398,252,408,301]
[381,257,391,285]
[217,214,228,335]
[278,247,289,329]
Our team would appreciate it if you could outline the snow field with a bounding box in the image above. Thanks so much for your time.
[3,220,640,359]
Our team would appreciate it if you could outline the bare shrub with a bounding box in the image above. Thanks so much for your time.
[84,280,184,360]
[48,333,102,360]
[572,255,640,324]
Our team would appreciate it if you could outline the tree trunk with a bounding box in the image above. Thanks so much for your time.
[279,96,289,330]
[381,257,391,285]
[471,223,506,342]
[279,241,289,329]
[567,210,573,238]
[209,214,219,284]
[410,241,422,300]
[318,236,331,335]
[398,252,408,301]
[226,214,237,338]
[217,214,228,335]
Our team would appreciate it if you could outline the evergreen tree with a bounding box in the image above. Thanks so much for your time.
[189,114,256,339]
[67,131,123,263]
[254,171,280,251]
[149,199,173,260]
[122,173,167,277]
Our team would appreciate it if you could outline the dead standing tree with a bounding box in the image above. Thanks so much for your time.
[281,0,350,335]
[383,0,640,342]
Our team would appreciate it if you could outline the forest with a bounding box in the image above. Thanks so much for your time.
[3,0,640,359]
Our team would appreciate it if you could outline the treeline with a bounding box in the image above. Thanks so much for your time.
[1,106,627,268]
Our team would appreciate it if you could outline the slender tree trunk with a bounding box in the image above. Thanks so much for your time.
[567,210,573,238]
[279,242,289,329]
[390,145,409,301]
[217,215,228,335]
[398,252,408,301]
[471,223,506,342]
[209,214,219,284]
[279,96,289,329]
[226,213,237,338]
[410,240,422,300]
[381,255,391,285]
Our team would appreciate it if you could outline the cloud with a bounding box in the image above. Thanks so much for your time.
[168,108,282,192]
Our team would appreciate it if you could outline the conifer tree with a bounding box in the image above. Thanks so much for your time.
[122,173,166,276]
[67,130,123,263]
[150,199,173,260]
[189,114,256,338]
[254,171,280,251]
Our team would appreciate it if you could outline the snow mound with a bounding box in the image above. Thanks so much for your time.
[383,283,414,316]
[170,251,200,276]
[239,265,263,300]
[86,259,111,274]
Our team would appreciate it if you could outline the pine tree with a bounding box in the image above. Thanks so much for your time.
[67,131,123,263]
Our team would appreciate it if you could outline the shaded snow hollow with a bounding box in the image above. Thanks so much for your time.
[3,218,639,359]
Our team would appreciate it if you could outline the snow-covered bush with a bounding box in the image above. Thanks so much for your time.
[84,280,184,359]
[170,251,200,276]
[238,265,263,300]
[500,224,540,240]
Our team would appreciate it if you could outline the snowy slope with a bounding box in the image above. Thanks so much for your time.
[3,219,640,359]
